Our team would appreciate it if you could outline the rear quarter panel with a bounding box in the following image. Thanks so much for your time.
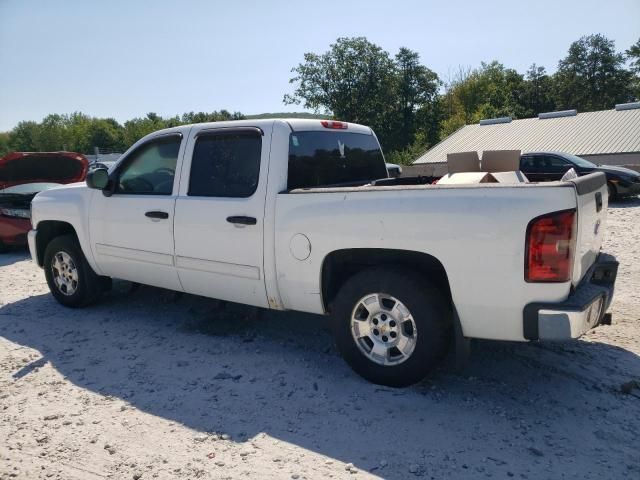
[274,183,578,341]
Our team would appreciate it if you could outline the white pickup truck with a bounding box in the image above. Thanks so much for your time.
[28,119,618,386]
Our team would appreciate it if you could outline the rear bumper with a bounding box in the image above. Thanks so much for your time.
[523,252,618,340]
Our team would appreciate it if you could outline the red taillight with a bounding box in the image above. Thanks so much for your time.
[525,209,576,282]
[320,120,348,129]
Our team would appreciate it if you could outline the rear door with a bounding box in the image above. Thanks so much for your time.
[173,125,270,308]
[569,172,608,284]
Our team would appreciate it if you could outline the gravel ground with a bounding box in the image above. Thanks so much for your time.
[1,199,639,480]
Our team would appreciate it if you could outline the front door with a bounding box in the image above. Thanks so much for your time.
[173,126,270,308]
[89,133,184,291]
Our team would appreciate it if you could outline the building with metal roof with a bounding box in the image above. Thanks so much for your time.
[413,103,640,167]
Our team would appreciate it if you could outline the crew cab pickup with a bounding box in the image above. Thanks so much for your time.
[28,119,618,386]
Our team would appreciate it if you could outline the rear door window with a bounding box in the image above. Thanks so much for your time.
[520,156,537,172]
[545,155,572,173]
[287,131,387,190]
[188,130,262,198]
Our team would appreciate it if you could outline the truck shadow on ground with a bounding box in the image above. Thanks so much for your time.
[2,286,639,478]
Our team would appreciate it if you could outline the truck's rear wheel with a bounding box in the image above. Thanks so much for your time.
[330,267,451,387]
[44,234,104,308]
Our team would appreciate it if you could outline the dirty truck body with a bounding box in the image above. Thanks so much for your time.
[27,119,618,386]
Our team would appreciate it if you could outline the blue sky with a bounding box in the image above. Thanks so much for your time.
[1,0,638,131]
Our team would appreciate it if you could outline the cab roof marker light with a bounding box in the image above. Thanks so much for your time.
[321,121,348,129]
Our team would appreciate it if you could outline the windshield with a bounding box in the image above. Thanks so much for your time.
[563,153,597,168]
[287,131,387,190]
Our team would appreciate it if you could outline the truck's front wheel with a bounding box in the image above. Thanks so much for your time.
[330,267,451,387]
[44,234,104,308]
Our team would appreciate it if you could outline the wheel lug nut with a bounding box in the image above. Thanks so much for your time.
[389,320,396,327]
[381,314,387,321]
[373,329,379,336]
[390,332,397,338]
[382,335,388,342]
[372,319,378,325]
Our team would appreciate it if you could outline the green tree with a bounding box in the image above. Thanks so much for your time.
[554,34,633,110]
[392,47,440,151]
[284,37,397,146]
[625,38,640,74]
[9,121,40,151]
[284,38,441,153]
[521,64,556,116]
[180,110,244,124]
[65,112,93,152]
[36,114,70,150]
[87,118,126,152]
[0,132,11,156]
[626,38,640,99]
[439,62,526,136]
[122,112,167,147]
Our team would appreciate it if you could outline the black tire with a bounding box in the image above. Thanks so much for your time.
[330,267,452,387]
[607,182,617,202]
[43,234,104,307]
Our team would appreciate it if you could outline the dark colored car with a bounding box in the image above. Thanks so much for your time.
[520,151,640,200]
[0,151,88,251]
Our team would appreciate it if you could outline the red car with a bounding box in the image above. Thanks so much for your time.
[0,151,89,252]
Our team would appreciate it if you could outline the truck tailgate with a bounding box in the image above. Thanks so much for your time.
[569,172,608,285]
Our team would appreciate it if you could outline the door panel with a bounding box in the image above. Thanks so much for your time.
[89,133,184,291]
[174,126,270,308]
[90,194,181,289]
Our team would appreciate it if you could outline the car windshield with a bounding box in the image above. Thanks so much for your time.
[562,153,597,168]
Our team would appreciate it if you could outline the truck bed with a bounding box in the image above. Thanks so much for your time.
[276,173,608,342]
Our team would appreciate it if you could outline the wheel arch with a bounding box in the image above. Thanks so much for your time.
[320,248,452,314]
[34,220,78,266]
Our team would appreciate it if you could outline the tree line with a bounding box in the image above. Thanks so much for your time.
[286,34,639,164]
[1,34,638,164]
[0,111,243,158]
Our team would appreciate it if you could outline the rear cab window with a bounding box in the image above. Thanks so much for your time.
[287,131,387,190]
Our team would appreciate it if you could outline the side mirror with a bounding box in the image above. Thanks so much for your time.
[386,162,402,178]
[86,168,110,190]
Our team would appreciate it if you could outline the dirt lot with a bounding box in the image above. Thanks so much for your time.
[1,199,639,480]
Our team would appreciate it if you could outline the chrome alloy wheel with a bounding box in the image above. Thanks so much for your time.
[51,251,79,296]
[350,293,418,366]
